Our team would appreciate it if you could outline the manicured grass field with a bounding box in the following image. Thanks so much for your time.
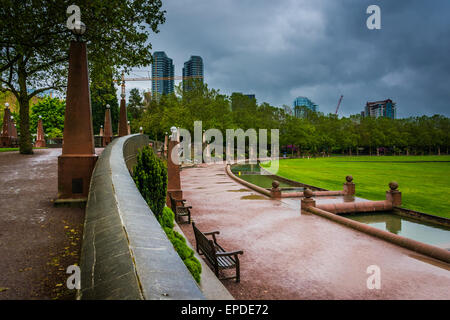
[0,147,47,152]
[262,156,450,219]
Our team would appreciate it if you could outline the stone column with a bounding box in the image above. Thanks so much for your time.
[343,175,355,195]
[99,125,104,137]
[163,133,168,158]
[167,131,182,206]
[1,103,12,147]
[35,116,46,147]
[57,40,98,201]
[10,116,17,138]
[118,94,128,137]
[301,189,316,213]
[386,181,402,206]
[103,104,113,146]
[139,126,143,135]
[127,120,131,135]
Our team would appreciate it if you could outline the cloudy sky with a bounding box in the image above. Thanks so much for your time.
[124,0,450,118]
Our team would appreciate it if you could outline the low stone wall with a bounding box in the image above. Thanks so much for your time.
[393,207,450,228]
[78,134,204,300]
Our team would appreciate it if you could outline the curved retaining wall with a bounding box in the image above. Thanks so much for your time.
[78,134,204,300]
[226,164,272,197]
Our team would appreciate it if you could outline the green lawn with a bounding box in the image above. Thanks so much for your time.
[0,147,47,152]
[262,156,450,219]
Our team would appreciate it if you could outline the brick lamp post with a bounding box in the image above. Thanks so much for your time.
[103,104,113,146]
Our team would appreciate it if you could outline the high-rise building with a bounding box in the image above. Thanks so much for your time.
[362,99,396,119]
[292,96,317,118]
[152,51,174,96]
[182,56,204,90]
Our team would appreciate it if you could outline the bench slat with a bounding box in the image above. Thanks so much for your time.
[192,223,242,282]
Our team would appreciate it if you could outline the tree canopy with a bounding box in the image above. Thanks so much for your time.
[137,82,450,157]
[0,0,165,153]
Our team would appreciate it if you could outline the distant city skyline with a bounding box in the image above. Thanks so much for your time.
[118,1,450,118]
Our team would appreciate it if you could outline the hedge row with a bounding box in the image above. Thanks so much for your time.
[133,146,202,283]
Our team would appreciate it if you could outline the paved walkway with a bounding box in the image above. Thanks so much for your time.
[0,149,100,299]
[179,164,450,300]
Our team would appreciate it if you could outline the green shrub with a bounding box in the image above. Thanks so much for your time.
[133,146,167,217]
[184,258,202,283]
[159,207,202,284]
[158,206,175,229]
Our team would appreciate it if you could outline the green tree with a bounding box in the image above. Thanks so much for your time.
[0,0,165,154]
[91,80,119,135]
[30,96,65,136]
[128,88,144,120]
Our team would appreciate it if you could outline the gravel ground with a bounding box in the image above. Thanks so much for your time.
[0,148,101,300]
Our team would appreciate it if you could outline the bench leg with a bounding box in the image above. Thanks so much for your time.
[214,265,219,278]
[236,261,240,283]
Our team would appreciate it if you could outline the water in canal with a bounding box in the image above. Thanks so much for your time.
[342,212,450,248]
[231,163,303,190]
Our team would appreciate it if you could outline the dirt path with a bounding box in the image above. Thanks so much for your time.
[180,164,450,300]
[0,149,99,300]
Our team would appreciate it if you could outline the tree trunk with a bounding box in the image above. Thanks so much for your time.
[376,147,379,156]
[438,146,441,156]
[17,57,33,155]
[349,147,352,156]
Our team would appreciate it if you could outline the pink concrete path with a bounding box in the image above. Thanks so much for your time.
[179,164,450,300]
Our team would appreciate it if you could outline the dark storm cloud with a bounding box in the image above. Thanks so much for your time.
[131,0,450,117]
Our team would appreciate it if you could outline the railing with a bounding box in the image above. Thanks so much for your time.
[78,134,204,300]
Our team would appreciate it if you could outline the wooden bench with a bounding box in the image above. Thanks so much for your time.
[168,192,192,224]
[192,222,243,282]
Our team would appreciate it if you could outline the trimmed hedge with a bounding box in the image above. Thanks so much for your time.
[159,207,202,283]
[133,146,167,217]
[133,147,202,283]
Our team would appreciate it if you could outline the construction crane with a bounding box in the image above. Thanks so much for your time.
[335,95,344,115]
[115,72,204,94]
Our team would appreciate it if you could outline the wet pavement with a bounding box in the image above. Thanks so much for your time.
[0,148,101,299]
[180,164,450,300]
